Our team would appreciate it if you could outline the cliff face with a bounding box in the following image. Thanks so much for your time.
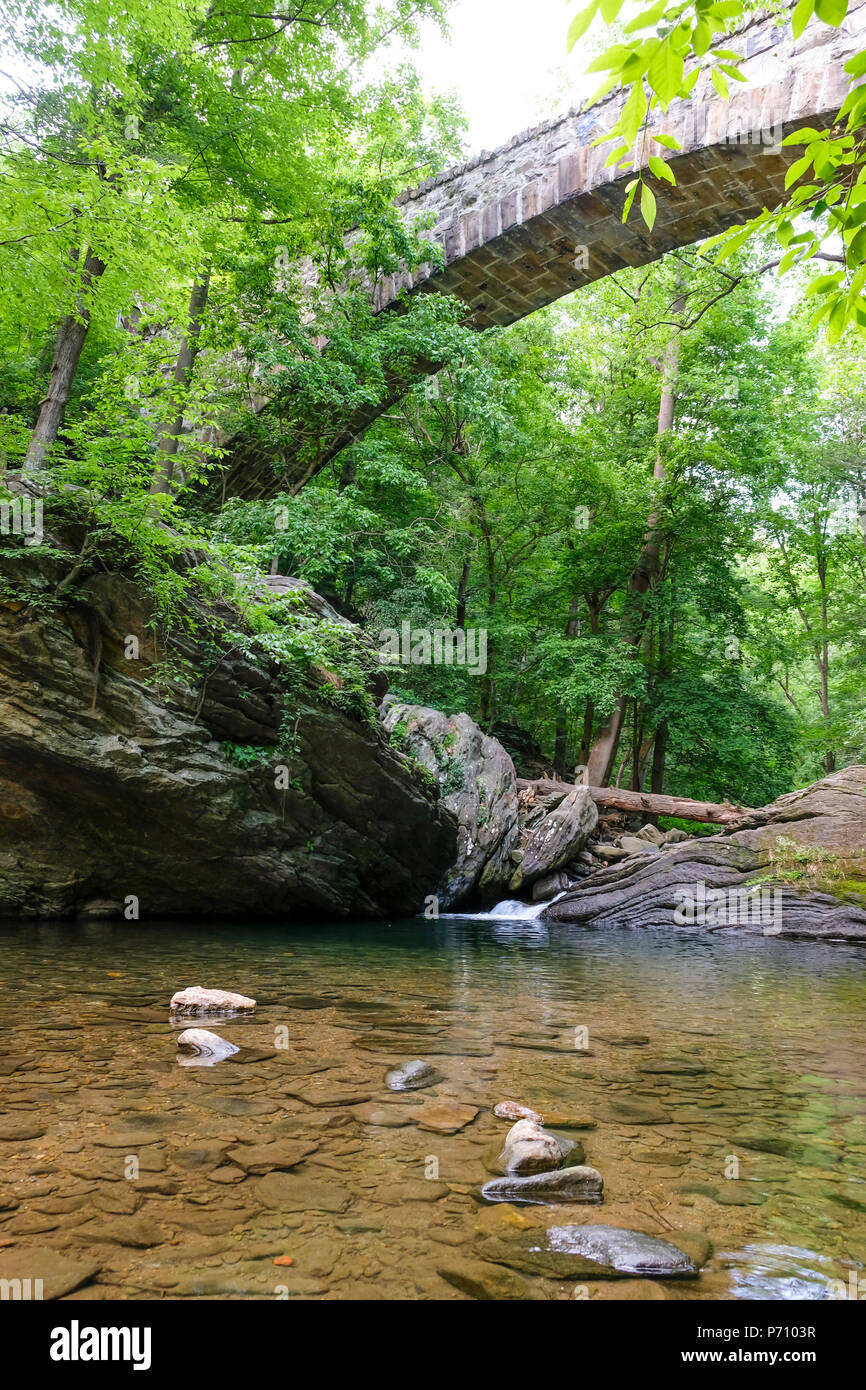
[0,554,456,921]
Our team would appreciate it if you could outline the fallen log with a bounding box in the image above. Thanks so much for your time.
[515,778,751,826]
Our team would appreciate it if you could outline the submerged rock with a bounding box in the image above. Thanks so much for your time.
[596,1097,673,1125]
[438,1258,545,1301]
[385,1059,443,1091]
[481,1164,603,1204]
[476,1223,698,1278]
[170,987,256,1016]
[350,1102,420,1127]
[546,1224,699,1276]
[175,1028,240,1066]
[225,1140,318,1173]
[412,1101,479,1133]
[0,1246,101,1301]
[254,1172,352,1213]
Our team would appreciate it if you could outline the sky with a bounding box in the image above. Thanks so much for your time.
[0,1,597,150]
[410,0,596,156]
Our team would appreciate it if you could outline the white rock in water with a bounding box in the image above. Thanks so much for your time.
[170,986,256,1015]
[176,1028,239,1065]
[493,1101,545,1124]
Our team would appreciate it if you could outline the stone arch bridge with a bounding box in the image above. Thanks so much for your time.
[209,3,866,503]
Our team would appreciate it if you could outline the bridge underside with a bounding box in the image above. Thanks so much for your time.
[397,115,827,332]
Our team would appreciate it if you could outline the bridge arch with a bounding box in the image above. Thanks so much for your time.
[383,5,865,327]
[210,4,865,502]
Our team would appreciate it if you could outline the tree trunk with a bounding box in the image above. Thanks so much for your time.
[816,551,834,774]
[650,719,668,794]
[516,777,749,824]
[554,598,581,776]
[587,695,628,787]
[456,553,470,628]
[578,699,595,766]
[25,248,107,469]
[586,285,686,784]
[650,600,673,794]
[477,509,496,727]
[149,274,211,496]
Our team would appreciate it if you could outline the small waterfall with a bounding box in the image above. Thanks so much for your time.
[487,898,548,921]
[440,890,568,922]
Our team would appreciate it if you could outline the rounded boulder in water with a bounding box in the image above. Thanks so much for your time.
[497,1119,574,1175]
[385,1059,443,1092]
[176,1028,239,1067]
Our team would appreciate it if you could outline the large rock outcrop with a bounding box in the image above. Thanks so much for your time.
[380,698,519,908]
[0,548,456,920]
[510,783,597,891]
[544,767,866,942]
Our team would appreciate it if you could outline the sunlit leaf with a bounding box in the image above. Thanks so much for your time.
[640,181,657,229]
[567,2,599,50]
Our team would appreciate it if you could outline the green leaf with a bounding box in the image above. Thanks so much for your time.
[827,294,847,343]
[620,79,648,144]
[803,272,843,296]
[640,181,657,229]
[588,74,620,105]
[815,0,848,24]
[781,127,823,145]
[713,222,755,263]
[838,85,866,125]
[599,0,625,22]
[585,43,634,74]
[567,2,598,50]
[648,154,676,183]
[846,224,866,267]
[785,154,814,187]
[622,180,639,222]
[693,19,713,55]
[647,41,684,108]
[624,2,666,34]
[711,67,729,100]
[652,132,683,151]
[791,0,816,38]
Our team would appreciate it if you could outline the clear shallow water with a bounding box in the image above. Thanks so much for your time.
[0,917,864,1300]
